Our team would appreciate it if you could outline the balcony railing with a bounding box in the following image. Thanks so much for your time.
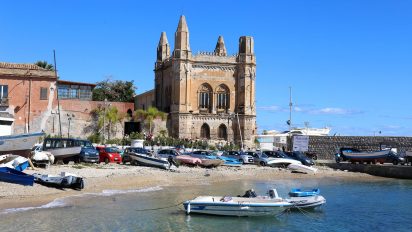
[0,98,9,106]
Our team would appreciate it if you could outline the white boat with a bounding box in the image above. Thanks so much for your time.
[129,152,174,170]
[183,189,292,216]
[33,172,84,190]
[0,155,30,171]
[286,195,326,209]
[0,132,45,157]
[288,163,317,174]
[267,158,302,167]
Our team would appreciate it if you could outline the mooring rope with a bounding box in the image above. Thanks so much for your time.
[293,206,323,220]
[135,201,185,212]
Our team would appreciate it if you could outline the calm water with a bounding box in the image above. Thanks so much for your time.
[1,178,411,232]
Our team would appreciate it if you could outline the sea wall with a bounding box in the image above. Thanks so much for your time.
[323,163,412,179]
[308,136,412,160]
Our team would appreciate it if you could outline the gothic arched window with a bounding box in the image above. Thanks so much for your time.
[200,123,210,139]
[198,83,212,113]
[216,84,229,111]
[218,124,227,140]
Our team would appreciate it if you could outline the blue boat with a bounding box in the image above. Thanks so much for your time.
[0,167,34,186]
[217,155,242,167]
[289,188,320,197]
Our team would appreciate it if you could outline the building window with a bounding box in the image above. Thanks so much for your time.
[216,84,229,111]
[200,123,210,139]
[40,87,48,100]
[0,85,8,99]
[198,83,212,112]
[58,84,92,100]
[79,86,92,100]
[218,124,227,140]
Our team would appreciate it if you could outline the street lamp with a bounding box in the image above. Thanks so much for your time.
[67,113,75,138]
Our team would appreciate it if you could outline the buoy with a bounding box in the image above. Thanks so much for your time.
[186,202,191,215]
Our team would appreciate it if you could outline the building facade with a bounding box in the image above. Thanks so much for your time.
[152,16,257,148]
[0,62,134,139]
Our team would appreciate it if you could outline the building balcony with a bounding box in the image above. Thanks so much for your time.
[0,98,9,107]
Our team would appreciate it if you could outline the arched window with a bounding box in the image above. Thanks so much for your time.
[198,83,212,113]
[216,84,229,111]
[218,124,227,140]
[200,123,210,139]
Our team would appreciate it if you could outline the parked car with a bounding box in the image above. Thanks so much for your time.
[78,140,99,163]
[222,151,254,164]
[96,146,122,164]
[286,151,315,166]
[122,147,150,164]
[246,151,270,166]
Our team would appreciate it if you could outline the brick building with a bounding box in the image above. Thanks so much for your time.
[0,62,134,139]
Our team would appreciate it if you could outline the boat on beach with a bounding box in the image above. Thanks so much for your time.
[183,189,292,216]
[0,155,30,171]
[129,151,175,170]
[0,132,45,157]
[33,172,84,190]
[0,167,34,186]
[288,163,317,174]
[189,151,225,168]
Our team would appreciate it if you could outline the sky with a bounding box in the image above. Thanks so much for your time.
[1,0,411,136]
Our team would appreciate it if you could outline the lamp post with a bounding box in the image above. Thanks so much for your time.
[67,113,75,138]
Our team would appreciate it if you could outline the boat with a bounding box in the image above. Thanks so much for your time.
[289,188,320,197]
[0,132,45,157]
[287,163,318,174]
[198,159,224,168]
[0,167,34,186]
[183,189,292,216]
[0,155,30,171]
[335,147,392,164]
[189,151,225,168]
[267,158,302,167]
[33,172,84,190]
[217,156,242,167]
[175,155,202,166]
[128,151,175,170]
[286,195,326,209]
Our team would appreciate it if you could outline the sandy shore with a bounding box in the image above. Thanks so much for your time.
[0,163,386,211]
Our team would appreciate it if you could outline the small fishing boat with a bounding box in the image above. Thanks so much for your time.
[33,172,84,190]
[183,189,292,216]
[267,158,302,167]
[0,132,45,157]
[129,151,175,170]
[0,155,30,171]
[217,156,242,167]
[286,195,326,209]
[336,147,393,164]
[175,155,202,166]
[0,167,34,186]
[289,188,320,197]
[288,163,317,174]
[189,151,224,168]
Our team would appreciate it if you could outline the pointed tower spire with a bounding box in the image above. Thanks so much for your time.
[157,32,170,62]
[214,35,227,56]
[174,15,191,59]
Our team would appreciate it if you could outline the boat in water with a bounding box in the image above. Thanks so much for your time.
[0,167,34,186]
[183,189,292,216]
[289,188,320,197]
[286,195,326,209]
[0,132,45,157]
[33,172,84,190]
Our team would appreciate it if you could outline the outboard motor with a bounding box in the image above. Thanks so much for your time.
[268,189,280,199]
[242,189,257,198]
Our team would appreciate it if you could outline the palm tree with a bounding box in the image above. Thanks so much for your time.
[96,106,122,141]
[34,61,54,70]
[134,107,166,136]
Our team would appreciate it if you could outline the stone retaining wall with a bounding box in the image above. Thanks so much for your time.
[308,136,412,160]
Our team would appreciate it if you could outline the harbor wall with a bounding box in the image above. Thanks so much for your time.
[323,163,412,179]
[308,136,412,159]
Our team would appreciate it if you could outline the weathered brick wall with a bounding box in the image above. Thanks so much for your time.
[308,136,412,159]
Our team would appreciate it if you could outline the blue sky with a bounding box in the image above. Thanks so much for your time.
[1,0,411,136]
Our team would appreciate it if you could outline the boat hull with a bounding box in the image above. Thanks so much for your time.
[0,167,34,186]
[288,163,317,174]
[287,195,326,209]
[0,132,45,157]
[184,198,291,216]
[130,153,170,169]
[199,159,224,168]
[341,150,390,160]
[47,147,82,160]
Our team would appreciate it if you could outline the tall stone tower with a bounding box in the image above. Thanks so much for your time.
[154,15,256,148]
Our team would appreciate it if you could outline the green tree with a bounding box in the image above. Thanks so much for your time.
[134,107,166,136]
[92,77,136,102]
[34,61,54,70]
[94,105,123,142]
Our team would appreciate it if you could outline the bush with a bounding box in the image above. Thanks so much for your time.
[87,133,102,144]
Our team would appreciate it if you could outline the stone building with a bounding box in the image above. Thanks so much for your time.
[145,15,257,148]
[0,62,134,139]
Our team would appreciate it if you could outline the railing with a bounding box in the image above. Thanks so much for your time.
[0,98,9,106]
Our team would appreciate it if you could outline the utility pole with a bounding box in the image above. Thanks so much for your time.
[103,98,107,144]
[54,50,62,138]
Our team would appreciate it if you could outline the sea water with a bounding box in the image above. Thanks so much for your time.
[0,178,411,232]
